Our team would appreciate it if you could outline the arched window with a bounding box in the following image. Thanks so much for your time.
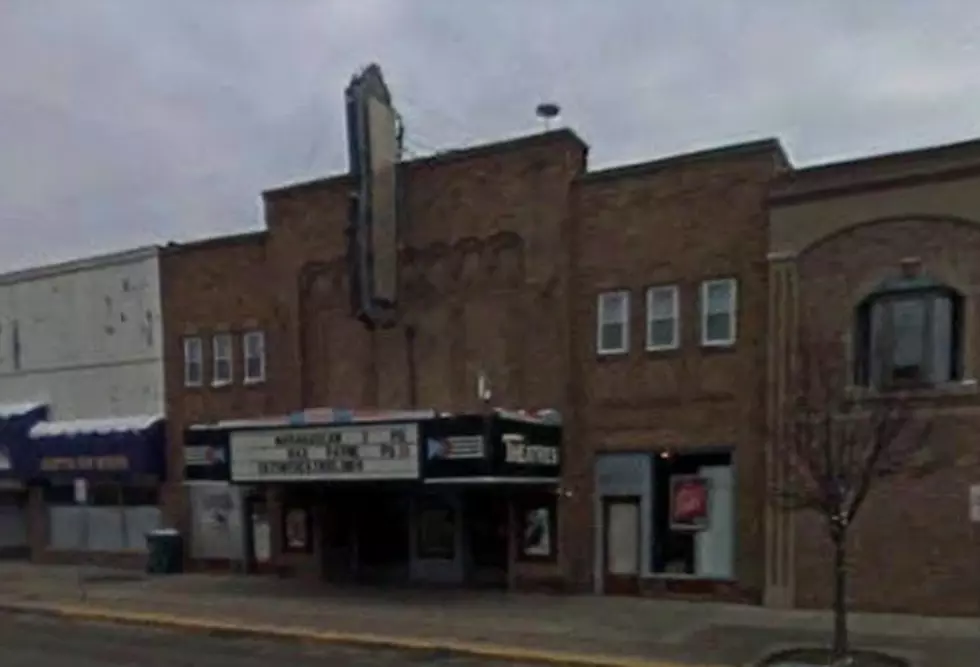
[854,276,964,388]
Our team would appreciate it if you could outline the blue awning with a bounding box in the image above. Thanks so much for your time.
[28,414,167,483]
[0,402,48,481]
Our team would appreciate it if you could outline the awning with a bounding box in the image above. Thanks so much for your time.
[0,402,48,481]
[28,414,167,483]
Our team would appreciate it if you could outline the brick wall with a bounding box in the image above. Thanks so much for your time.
[564,141,788,596]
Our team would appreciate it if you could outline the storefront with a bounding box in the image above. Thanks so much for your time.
[0,402,47,558]
[26,414,167,564]
[183,426,247,570]
[185,409,562,589]
[594,449,735,597]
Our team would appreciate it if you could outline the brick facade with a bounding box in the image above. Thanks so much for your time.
[161,131,588,581]
[767,139,980,615]
[567,141,788,598]
[159,129,792,598]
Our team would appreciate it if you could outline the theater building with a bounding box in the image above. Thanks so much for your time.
[767,138,980,615]
[0,247,168,566]
[161,130,587,587]
[161,121,798,600]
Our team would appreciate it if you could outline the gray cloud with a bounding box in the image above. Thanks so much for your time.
[1,0,979,270]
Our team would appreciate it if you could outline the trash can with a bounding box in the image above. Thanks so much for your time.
[146,529,184,575]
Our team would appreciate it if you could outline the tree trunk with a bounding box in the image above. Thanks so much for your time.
[831,531,849,660]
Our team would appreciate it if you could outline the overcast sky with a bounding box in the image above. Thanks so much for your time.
[2,1,979,271]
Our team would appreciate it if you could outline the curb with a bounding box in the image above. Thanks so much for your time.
[0,601,719,667]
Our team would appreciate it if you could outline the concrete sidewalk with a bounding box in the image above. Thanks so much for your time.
[1,563,978,666]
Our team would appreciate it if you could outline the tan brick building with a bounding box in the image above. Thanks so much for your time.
[159,129,790,599]
[767,138,980,615]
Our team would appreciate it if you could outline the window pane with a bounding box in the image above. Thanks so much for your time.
[891,298,926,374]
[601,293,626,324]
[186,361,202,385]
[649,288,675,319]
[649,320,675,348]
[246,357,264,380]
[705,313,731,343]
[215,359,232,382]
[600,322,625,351]
[705,282,732,315]
[930,295,953,383]
[246,332,264,356]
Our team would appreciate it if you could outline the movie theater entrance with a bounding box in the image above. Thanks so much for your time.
[186,410,562,590]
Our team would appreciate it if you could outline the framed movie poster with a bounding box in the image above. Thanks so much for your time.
[284,507,309,551]
[517,494,557,561]
[522,506,552,557]
[669,475,711,532]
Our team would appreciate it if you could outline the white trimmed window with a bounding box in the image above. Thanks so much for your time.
[243,330,266,384]
[183,336,203,387]
[212,333,233,386]
[597,290,630,354]
[700,278,738,347]
[646,285,680,350]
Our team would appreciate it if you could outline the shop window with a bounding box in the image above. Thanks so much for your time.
[415,494,456,560]
[212,333,233,386]
[515,492,558,562]
[700,278,737,347]
[183,336,203,387]
[597,290,630,355]
[282,506,312,553]
[243,330,267,384]
[854,282,963,389]
[651,450,734,579]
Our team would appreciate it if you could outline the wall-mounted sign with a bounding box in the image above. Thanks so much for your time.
[426,436,484,461]
[502,433,559,466]
[40,455,129,473]
[670,475,711,532]
[230,423,420,482]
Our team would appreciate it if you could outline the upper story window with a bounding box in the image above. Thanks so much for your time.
[700,278,738,347]
[597,290,630,355]
[183,336,203,388]
[243,330,266,384]
[854,276,964,389]
[646,285,679,350]
[212,333,233,386]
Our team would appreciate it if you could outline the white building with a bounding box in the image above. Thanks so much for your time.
[0,247,167,561]
[0,246,165,418]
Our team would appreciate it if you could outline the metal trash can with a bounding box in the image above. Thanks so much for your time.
[146,529,184,575]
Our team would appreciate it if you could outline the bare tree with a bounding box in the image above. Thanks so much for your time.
[772,337,939,662]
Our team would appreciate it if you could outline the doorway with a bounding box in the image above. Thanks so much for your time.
[464,489,508,587]
[602,496,641,595]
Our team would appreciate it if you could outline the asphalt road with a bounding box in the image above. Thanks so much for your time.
[0,612,539,667]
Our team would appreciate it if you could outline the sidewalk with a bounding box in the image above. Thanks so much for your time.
[0,563,978,666]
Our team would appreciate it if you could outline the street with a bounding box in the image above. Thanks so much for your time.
[0,612,537,667]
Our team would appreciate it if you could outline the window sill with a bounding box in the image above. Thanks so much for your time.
[846,379,979,400]
[645,344,679,354]
[644,572,735,582]
[210,380,233,389]
[184,382,203,390]
[596,348,629,359]
[243,377,266,386]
